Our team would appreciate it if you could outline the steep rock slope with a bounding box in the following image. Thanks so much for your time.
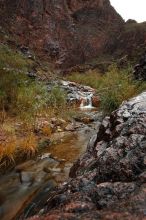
[0,0,124,68]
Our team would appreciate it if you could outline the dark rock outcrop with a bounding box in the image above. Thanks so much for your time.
[113,21,146,62]
[133,51,146,80]
[0,0,124,68]
[27,92,146,219]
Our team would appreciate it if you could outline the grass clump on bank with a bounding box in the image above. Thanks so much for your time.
[0,44,67,119]
[97,65,137,113]
[67,64,146,113]
[67,69,101,89]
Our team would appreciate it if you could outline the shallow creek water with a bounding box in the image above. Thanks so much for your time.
[0,119,99,220]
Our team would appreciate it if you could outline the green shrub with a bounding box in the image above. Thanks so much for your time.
[97,64,138,113]
[0,44,28,71]
[0,44,68,124]
[0,70,25,112]
[48,86,67,109]
[16,81,49,121]
[0,44,48,121]
[66,70,101,89]
[0,44,28,112]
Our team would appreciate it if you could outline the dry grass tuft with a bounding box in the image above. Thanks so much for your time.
[19,133,38,158]
[0,135,16,167]
[41,125,52,136]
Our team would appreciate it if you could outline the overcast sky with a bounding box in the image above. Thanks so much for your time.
[110,0,146,23]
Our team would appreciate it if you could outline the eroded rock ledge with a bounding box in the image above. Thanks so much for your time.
[28,92,146,220]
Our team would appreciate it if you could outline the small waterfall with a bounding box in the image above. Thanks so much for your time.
[80,94,94,109]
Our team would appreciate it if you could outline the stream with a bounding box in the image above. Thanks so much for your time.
[0,81,101,220]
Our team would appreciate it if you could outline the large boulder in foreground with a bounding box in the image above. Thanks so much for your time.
[28,92,146,220]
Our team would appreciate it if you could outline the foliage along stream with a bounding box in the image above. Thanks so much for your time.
[0,81,101,220]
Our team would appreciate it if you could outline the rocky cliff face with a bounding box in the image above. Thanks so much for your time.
[0,0,124,68]
[0,1,146,69]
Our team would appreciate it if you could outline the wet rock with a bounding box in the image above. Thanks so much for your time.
[20,170,47,185]
[133,51,146,80]
[59,159,66,163]
[43,167,51,174]
[65,124,75,131]
[57,127,63,132]
[74,111,100,124]
[19,46,34,59]
[35,119,53,135]
[27,71,37,79]
[60,80,97,108]
[15,160,36,172]
[38,139,51,149]
[28,92,146,219]
[50,168,62,173]
[139,171,146,183]
[48,80,100,110]
[91,95,100,108]
[20,171,35,184]
[0,192,6,205]
[75,116,94,124]
[51,118,66,127]
[40,153,51,160]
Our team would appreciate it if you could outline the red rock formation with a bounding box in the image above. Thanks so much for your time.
[0,0,124,68]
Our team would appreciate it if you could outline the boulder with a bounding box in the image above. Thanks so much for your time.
[91,95,100,107]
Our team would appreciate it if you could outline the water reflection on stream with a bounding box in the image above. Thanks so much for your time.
[0,122,98,220]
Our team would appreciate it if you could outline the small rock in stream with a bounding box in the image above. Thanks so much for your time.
[65,124,75,131]
[20,171,35,184]
[40,153,51,160]
[15,160,36,172]
[50,168,62,173]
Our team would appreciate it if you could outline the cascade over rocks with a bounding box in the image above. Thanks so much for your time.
[28,92,146,219]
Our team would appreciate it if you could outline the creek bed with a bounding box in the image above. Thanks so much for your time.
[0,117,100,220]
[0,79,101,220]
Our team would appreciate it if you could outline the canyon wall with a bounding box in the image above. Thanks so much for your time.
[0,0,124,68]
[0,0,146,68]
